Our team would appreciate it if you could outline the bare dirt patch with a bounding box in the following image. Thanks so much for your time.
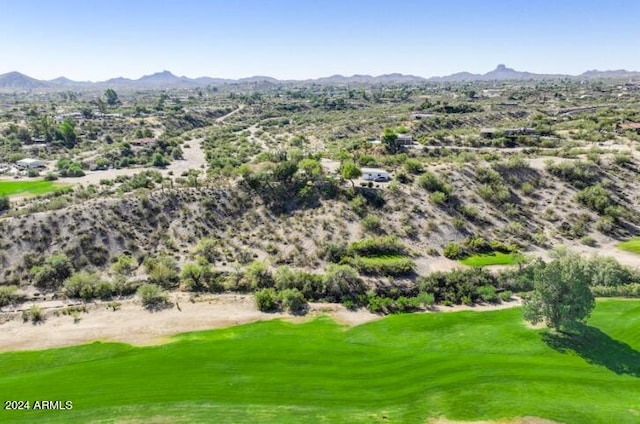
[0,294,524,353]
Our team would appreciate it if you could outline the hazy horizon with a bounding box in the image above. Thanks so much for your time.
[1,0,639,81]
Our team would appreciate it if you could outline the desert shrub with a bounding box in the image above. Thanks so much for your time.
[22,304,44,323]
[0,286,18,308]
[31,254,74,290]
[366,295,421,314]
[404,158,423,174]
[499,290,513,302]
[94,281,115,300]
[278,288,307,313]
[443,242,463,259]
[245,260,274,290]
[137,283,169,309]
[429,191,448,205]
[255,288,279,312]
[418,268,497,304]
[318,242,347,263]
[345,256,415,277]
[145,256,180,289]
[63,272,99,299]
[361,214,383,233]
[458,204,479,220]
[590,284,640,297]
[323,264,366,302]
[580,236,597,247]
[476,285,499,303]
[112,255,136,276]
[195,238,219,263]
[595,216,615,233]
[418,171,450,194]
[180,263,208,292]
[584,256,636,287]
[520,182,535,195]
[575,184,614,215]
[613,152,632,166]
[546,160,599,188]
[416,292,435,307]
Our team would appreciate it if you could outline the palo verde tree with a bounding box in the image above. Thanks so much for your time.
[104,88,120,106]
[382,128,400,154]
[341,160,361,187]
[523,252,595,333]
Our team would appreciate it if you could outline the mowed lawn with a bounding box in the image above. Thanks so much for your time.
[0,300,639,423]
[0,179,69,197]
[618,238,640,254]
[460,251,522,266]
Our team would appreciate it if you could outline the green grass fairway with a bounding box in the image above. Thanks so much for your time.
[0,300,639,423]
[0,179,69,197]
[618,238,640,254]
[460,251,521,266]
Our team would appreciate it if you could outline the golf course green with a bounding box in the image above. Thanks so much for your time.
[618,238,640,255]
[459,251,522,267]
[0,179,69,197]
[0,299,638,423]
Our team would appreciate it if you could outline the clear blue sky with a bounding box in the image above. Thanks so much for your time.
[1,0,638,81]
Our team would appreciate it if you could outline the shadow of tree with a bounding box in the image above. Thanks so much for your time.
[542,325,640,377]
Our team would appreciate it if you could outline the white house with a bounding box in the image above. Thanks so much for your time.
[16,158,45,169]
[361,167,390,182]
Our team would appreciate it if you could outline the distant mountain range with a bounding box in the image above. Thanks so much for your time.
[1,65,639,90]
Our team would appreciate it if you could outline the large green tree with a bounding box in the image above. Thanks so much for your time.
[382,128,400,154]
[523,253,595,333]
[104,88,120,106]
[341,160,361,187]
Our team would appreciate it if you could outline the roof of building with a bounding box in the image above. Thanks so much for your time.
[17,158,44,164]
[361,167,388,174]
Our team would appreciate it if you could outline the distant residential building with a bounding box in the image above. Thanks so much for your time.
[16,158,45,169]
[361,167,390,182]
[480,127,536,139]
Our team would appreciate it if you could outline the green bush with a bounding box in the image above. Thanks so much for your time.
[31,254,74,290]
[546,160,599,189]
[443,242,463,259]
[323,264,365,302]
[590,284,640,297]
[404,158,423,174]
[476,285,499,303]
[318,242,347,263]
[0,286,18,308]
[255,288,279,312]
[245,260,274,290]
[361,214,382,233]
[499,290,513,302]
[418,171,450,194]
[575,184,614,215]
[63,272,99,299]
[346,255,415,277]
[418,268,498,304]
[278,288,307,313]
[137,283,170,309]
[22,304,44,323]
[145,256,180,289]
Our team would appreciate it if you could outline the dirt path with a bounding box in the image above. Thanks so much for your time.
[0,294,523,353]
[54,105,245,187]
